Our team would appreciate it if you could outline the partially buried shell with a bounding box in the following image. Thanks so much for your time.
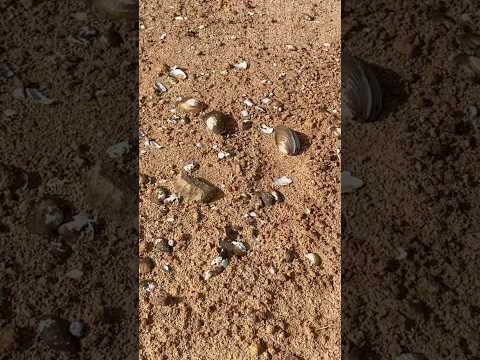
[92,0,137,20]
[342,51,383,122]
[177,97,206,113]
[205,111,227,134]
[455,54,480,79]
[274,126,301,155]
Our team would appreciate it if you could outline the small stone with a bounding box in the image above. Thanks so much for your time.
[68,320,86,338]
[139,257,155,274]
[248,340,266,358]
[173,174,219,203]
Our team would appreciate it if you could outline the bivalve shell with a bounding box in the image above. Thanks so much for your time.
[274,126,301,155]
[177,97,206,113]
[305,253,322,266]
[342,51,383,122]
[205,111,227,134]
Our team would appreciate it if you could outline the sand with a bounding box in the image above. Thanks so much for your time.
[139,1,340,359]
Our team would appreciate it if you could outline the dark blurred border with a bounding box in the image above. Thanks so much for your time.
[342,1,480,359]
[0,1,138,357]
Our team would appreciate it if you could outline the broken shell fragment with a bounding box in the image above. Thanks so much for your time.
[342,51,383,122]
[273,176,292,186]
[205,111,227,134]
[233,60,248,70]
[153,81,167,94]
[341,171,364,193]
[177,97,206,113]
[275,125,301,155]
[231,240,248,256]
[305,253,321,266]
[270,190,284,203]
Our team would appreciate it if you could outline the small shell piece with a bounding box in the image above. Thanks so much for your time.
[305,253,321,266]
[273,176,292,186]
[205,111,227,134]
[341,171,363,193]
[233,60,248,70]
[260,124,274,134]
[177,97,206,113]
[168,66,187,80]
[274,125,301,155]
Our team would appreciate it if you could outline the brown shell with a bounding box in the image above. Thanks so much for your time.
[274,126,301,155]
[342,51,383,122]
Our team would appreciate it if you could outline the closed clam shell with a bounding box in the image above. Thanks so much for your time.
[274,126,301,155]
[342,51,382,122]
[92,0,137,20]
[177,97,206,113]
[205,111,227,134]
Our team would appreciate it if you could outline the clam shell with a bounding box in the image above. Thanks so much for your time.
[205,111,227,134]
[342,51,383,122]
[177,97,206,113]
[169,66,187,80]
[274,125,301,155]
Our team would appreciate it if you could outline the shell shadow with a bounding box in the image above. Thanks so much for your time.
[366,62,409,122]
[196,177,225,203]
[296,130,312,155]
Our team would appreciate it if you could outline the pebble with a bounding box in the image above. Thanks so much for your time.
[68,320,86,338]
[173,174,219,203]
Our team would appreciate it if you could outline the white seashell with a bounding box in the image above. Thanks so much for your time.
[183,160,199,173]
[175,16,187,21]
[240,110,250,119]
[261,97,272,105]
[218,151,231,160]
[273,176,292,186]
[154,81,167,93]
[231,241,248,255]
[164,194,179,204]
[234,60,248,70]
[144,139,162,148]
[169,66,187,80]
[160,33,167,40]
[204,270,214,280]
[244,98,254,107]
[58,213,95,235]
[106,141,131,158]
[211,256,229,268]
[260,124,274,134]
[305,253,321,266]
[341,171,363,193]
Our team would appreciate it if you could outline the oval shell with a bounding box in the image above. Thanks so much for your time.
[177,97,206,113]
[342,51,383,122]
[274,126,301,155]
[205,111,227,134]
[305,253,321,266]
